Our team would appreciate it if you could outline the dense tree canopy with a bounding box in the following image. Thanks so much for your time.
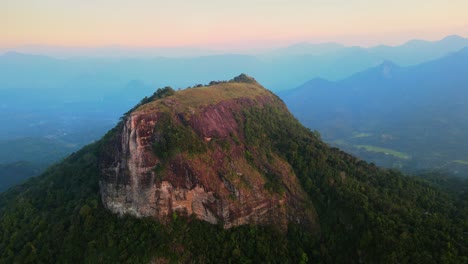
[0,89,466,263]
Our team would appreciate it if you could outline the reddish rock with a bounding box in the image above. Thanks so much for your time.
[99,81,317,229]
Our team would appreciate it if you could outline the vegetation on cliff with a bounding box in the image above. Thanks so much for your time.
[0,75,466,263]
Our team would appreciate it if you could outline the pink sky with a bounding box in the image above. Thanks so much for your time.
[2,0,468,49]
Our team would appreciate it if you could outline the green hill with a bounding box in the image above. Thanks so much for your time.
[0,75,466,263]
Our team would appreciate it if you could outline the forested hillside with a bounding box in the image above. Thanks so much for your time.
[0,80,466,263]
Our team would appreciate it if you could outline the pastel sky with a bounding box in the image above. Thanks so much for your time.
[2,0,468,49]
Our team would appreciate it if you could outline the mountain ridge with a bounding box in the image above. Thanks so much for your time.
[280,47,468,173]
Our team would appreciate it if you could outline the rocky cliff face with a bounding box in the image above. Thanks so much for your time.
[99,76,317,229]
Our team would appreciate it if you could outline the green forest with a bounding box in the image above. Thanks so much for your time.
[0,89,466,263]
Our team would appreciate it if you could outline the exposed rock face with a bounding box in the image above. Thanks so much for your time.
[99,80,317,229]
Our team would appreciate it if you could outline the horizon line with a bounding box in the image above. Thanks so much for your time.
[1,34,467,58]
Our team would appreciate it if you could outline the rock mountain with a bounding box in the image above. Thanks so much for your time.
[99,74,316,229]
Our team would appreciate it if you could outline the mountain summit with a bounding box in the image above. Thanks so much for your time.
[99,74,316,229]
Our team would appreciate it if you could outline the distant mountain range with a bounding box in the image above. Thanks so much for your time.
[0,35,467,184]
[280,47,468,174]
[264,35,468,62]
[1,35,468,92]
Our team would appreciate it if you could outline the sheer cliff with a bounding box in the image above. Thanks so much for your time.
[99,75,317,229]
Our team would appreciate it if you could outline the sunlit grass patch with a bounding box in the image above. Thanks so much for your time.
[453,160,468,165]
[137,82,269,113]
[351,132,372,138]
[355,145,410,159]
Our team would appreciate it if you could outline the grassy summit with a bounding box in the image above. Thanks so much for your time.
[136,74,271,113]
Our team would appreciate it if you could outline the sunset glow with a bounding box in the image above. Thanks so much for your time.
[2,0,468,49]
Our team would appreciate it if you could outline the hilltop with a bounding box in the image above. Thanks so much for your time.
[100,74,316,229]
[0,75,466,263]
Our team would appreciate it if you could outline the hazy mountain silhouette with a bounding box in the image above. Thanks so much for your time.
[2,35,467,92]
[280,47,468,174]
[1,35,467,177]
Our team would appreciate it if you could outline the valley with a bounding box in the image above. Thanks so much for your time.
[280,47,468,176]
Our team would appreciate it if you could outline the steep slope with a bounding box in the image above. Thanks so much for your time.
[99,75,316,228]
[0,75,466,263]
[280,47,468,173]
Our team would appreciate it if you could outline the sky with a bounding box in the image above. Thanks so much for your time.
[2,0,468,50]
